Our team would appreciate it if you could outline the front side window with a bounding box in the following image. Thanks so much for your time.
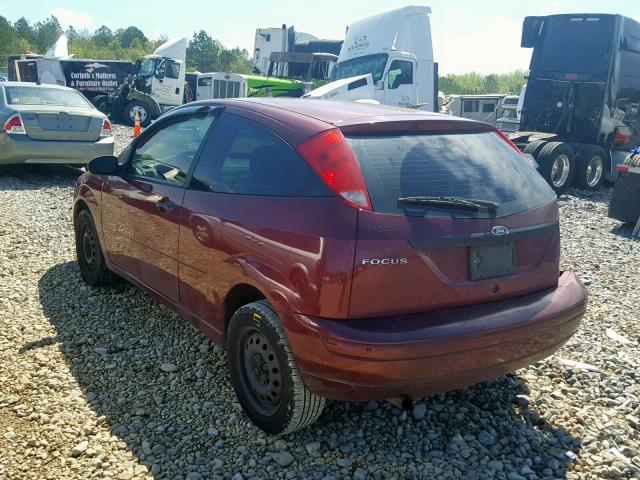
[463,100,478,113]
[129,114,215,186]
[191,113,326,196]
[387,60,413,89]
[165,61,180,79]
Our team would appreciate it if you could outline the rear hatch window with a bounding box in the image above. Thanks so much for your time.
[346,131,555,218]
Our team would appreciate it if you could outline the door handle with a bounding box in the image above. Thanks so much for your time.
[155,197,177,214]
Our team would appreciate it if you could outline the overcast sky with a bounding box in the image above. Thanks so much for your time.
[4,0,640,74]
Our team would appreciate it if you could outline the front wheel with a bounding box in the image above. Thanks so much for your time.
[226,300,326,434]
[74,209,118,286]
[125,101,152,127]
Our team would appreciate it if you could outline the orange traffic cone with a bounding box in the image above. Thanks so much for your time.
[131,112,142,138]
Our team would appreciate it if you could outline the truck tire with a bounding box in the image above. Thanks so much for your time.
[537,142,574,195]
[92,95,111,115]
[574,145,606,190]
[523,140,546,158]
[226,300,326,434]
[125,101,152,127]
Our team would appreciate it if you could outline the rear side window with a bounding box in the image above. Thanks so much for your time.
[346,132,556,218]
[191,113,328,196]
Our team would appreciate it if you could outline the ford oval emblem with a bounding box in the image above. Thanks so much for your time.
[491,226,509,236]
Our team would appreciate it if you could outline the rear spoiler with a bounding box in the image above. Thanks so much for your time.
[339,119,495,135]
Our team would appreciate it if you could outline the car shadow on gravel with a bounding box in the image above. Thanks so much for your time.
[0,165,82,190]
[38,261,582,479]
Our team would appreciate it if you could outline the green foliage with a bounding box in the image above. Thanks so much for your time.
[0,15,253,76]
[439,70,527,95]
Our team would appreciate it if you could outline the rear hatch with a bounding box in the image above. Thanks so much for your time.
[15,105,103,141]
[343,121,559,318]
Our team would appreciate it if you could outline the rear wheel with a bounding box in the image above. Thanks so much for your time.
[226,300,326,434]
[125,101,152,127]
[574,145,606,190]
[74,209,118,286]
[523,140,546,158]
[537,142,574,195]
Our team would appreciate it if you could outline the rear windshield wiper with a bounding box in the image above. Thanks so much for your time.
[397,196,499,211]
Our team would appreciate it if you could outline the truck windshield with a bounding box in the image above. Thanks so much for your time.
[534,16,614,74]
[138,58,156,78]
[332,53,388,82]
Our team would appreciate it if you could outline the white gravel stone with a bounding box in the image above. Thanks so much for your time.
[0,136,639,479]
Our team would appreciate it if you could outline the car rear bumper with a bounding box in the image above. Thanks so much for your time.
[0,134,114,165]
[282,271,586,401]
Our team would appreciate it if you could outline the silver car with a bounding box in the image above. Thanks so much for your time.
[0,82,114,165]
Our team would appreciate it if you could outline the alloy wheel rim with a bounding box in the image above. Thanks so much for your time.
[240,329,283,416]
[551,154,570,187]
[586,156,603,187]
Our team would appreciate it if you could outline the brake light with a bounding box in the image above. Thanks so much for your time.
[100,118,112,138]
[3,114,26,134]
[494,128,525,157]
[297,129,372,210]
[614,126,632,146]
[616,165,629,173]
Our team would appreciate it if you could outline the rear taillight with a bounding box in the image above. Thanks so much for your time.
[494,128,524,157]
[297,128,372,210]
[614,126,632,146]
[616,165,629,173]
[100,118,112,138]
[3,114,26,134]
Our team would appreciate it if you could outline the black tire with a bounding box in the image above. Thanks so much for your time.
[226,300,326,434]
[74,209,118,286]
[537,142,575,195]
[523,140,546,158]
[124,101,152,127]
[574,144,607,190]
[92,95,111,115]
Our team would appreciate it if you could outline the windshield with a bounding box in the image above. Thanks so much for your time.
[4,86,91,108]
[346,131,556,218]
[333,53,388,82]
[138,58,156,78]
[534,16,615,74]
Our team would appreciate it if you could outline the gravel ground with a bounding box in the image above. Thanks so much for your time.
[0,125,639,479]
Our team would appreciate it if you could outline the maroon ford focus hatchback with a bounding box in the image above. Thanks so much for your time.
[73,99,587,434]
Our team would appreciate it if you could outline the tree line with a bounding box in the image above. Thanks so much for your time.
[439,71,527,95]
[0,15,253,74]
[0,15,526,94]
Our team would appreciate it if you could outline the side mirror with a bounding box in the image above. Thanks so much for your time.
[521,16,544,48]
[87,155,118,175]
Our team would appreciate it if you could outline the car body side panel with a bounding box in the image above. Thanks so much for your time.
[178,192,358,338]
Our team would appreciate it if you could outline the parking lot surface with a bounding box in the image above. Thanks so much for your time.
[0,125,639,479]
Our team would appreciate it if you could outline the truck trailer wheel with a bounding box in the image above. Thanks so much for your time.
[523,140,546,158]
[574,145,606,190]
[125,101,152,127]
[537,142,574,195]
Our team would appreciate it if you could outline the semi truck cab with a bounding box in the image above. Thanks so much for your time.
[305,6,437,111]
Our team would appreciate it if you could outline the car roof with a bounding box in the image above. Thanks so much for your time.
[185,98,475,128]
